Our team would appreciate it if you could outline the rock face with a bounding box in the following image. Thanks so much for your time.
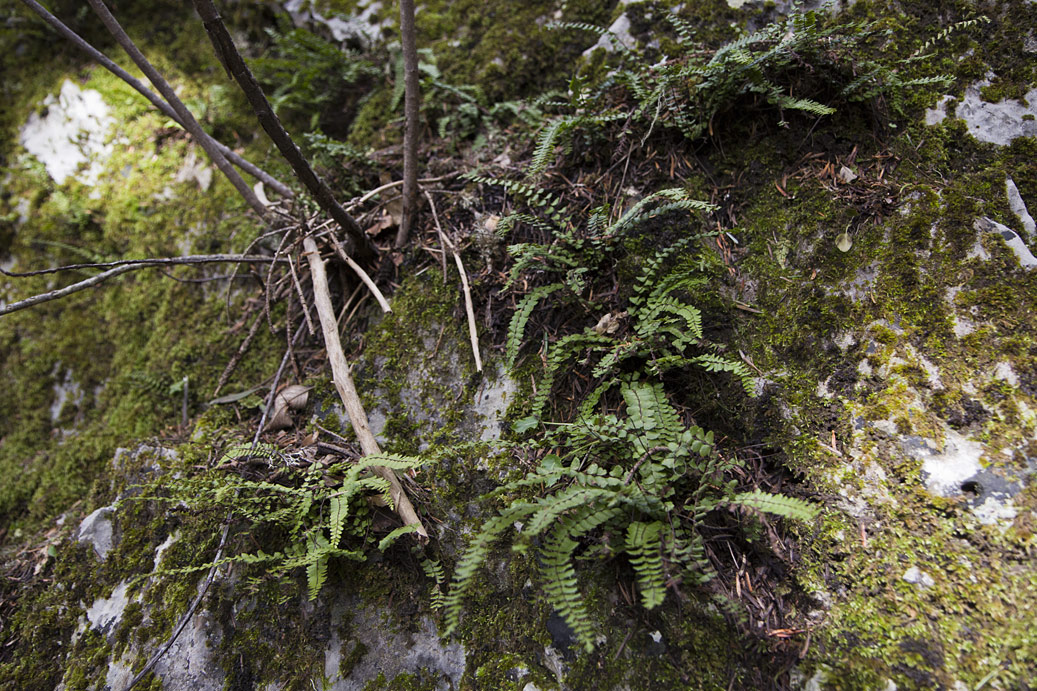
[2,0,1037,689]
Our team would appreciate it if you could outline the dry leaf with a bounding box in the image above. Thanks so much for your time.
[263,385,311,432]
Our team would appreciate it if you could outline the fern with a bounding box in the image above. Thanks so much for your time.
[626,521,666,609]
[506,283,565,368]
[730,489,819,521]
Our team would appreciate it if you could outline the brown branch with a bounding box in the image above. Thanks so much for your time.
[84,0,269,218]
[190,0,376,262]
[18,0,293,199]
[0,255,285,317]
[302,236,427,539]
[394,0,421,249]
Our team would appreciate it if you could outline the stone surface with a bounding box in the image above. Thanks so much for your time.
[323,600,465,690]
[18,79,113,186]
[925,82,1037,146]
[77,506,115,560]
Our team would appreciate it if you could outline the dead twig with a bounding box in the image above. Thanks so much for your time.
[213,311,264,397]
[191,0,376,261]
[302,236,427,539]
[423,189,483,372]
[326,234,392,314]
[0,254,286,317]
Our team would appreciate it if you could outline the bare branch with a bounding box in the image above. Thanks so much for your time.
[190,0,376,263]
[394,0,421,249]
[302,236,427,539]
[423,189,482,372]
[0,255,286,317]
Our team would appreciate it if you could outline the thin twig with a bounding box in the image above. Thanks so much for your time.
[190,0,375,261]
[288,253,316,335]
[0,255,286,317]
[423,190,482,372]
[347,173,458,211]
[213,311,264,397]
[326,235,392,314]
[302,235,427,539]
[126,520,230,690]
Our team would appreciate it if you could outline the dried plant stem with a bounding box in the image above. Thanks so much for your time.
[423,190,482,372]
[327,235,392,314]
[302,236,427,539]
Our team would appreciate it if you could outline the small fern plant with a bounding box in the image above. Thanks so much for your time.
[510,236,753,427]
[442,377,817,651]
[132,450,425,600]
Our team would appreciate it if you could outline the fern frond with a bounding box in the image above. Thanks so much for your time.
[507,284,565,369]
[730,490,819,521]
[443,503,538,636]
[690,354,755,396]
[540,530,597,651]
[626,521,667,609]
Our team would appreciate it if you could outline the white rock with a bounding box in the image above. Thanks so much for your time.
[973,495,1018,526]
[974,217,1037,269]
[77,506,115,560]
[86,580,131,633]
[902,566,935,588]
[918,429,984,497]
[19,79,114,186]
[1006,177,1035,239]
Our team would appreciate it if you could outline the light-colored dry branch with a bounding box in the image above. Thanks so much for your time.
[302,236,427,539]
[346,173,459,211]
[326,234,392,314]
[423,189,483,372]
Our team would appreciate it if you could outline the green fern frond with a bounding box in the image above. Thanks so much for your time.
[443,503,538,636]
[690,353,755,396]
[540,530,597,651]
[465,174,569,226]
[507,283,565,369]
[730,490,819,521]
[378,524,419,551]
[626,521,667,609]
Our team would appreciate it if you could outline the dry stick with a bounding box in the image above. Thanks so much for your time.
[423,189,483,372]
[212,310,264,397]
[85,0,268,219]
[327,235,392,314]
[0,255,285,317]
[394,0,421,249]
[18,0,293,199]
[288,254,317,335]
[302,236,427,539]
[190,0,375,262]
[347,173,458,211]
